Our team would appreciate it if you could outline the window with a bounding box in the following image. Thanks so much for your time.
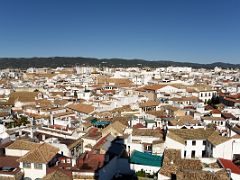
[203,141,206,145]
[192,140,196,146]
[23,162,31,169]
[211,144,213,151]
[202,150,206,157]
[191,151,195,158]
[34,163,42,169]
[144,145,152,152]
[67,158,71,163]
[147,145,152,151]
[184,151,187,158]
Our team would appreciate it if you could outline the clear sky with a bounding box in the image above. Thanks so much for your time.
[0,0,239,63]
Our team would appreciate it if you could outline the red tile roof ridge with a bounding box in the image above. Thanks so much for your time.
[218,158,240,175]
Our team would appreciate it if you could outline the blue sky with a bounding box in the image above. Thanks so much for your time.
[0,0,239,63]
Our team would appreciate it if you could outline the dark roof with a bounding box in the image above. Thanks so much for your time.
[107,142,125,156]
[222,113,236,119]
[0,156,20,168]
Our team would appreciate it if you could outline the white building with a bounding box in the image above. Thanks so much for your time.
[0,124,10,144]
[17,143,59,180]
[165,128,240,160]
[166,66,192,73]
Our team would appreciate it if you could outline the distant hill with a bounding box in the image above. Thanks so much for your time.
[0,57,239,69]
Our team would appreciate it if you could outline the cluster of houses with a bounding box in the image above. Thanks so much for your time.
[0,65,240,180]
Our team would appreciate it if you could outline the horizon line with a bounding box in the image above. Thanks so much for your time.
[0,56,236,65]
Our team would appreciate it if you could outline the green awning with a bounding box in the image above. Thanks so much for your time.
[144,119,156,123]
[130,150,162,167]
[92,121,110,126]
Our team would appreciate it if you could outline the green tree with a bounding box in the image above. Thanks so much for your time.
[136,170,146,177]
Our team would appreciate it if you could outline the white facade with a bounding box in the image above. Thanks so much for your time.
[166,67,192,73]
[5,148,29,157]
[198,91,217,103]
[213,139,240,160]
[156,86,183,98]
[130,163,160,175]
[166,133,240,160]
[165,136,207,159]
[20,162,47,180]
[0,125,10,144]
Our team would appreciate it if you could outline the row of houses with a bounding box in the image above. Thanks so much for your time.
[0,66,240,179]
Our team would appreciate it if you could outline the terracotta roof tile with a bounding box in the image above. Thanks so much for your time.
[43,169,71,180]
[67,103,95,114]
[218,158,240,175]
[7,140,40,151]
[102,121,127,136]
[160,149,229,180]
[132,128,163,138]
[168,129,230,146]
[17,143,59,163]
[139,100,159,108]
[8,91,38,105]
[169,115,198,126]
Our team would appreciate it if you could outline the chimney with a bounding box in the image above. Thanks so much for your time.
[129,117,133,127]
[30,128,34,138]
[50,113,54,125]
[85,152,89,160]
[72,158,76,167]
[19,129,22,136]
[30,118,33,126]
